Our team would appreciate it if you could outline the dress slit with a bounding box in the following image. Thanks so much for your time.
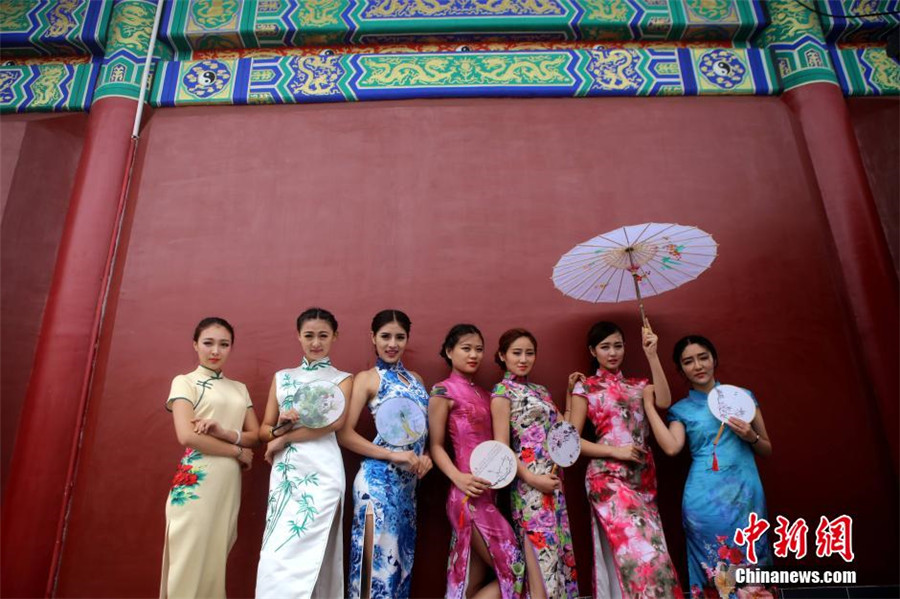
[590,506,624,599]
[522,535,549,597]
[311,499,344,599]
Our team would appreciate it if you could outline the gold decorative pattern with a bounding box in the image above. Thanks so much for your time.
[865,48,900,90]
[286,55,344,96]
[107,1,155,53]
[685,0,735,22]
[766,0,817,41]
[30,64,66,105]
[295,0,344,27]
[362,0,564,18]
[190,0,239,30]
[359,53,571,86]
[46,0,80,38]
[586,48,643,90]
[582,0,630,21]
[0,0,31,31]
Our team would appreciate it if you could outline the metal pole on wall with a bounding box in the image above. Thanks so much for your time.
[45,1,166,596]
[0,1,164,597]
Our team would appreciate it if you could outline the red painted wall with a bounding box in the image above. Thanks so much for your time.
[0,112,87,496]
[52,97,897,597]
[847,97,900,278]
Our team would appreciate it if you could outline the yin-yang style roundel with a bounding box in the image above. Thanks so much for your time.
[699,49,746,89]
[713,60,732,77]
[183,59,232,99]
[197,70,217,86]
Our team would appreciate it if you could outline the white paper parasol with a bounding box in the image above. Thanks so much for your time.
[552,223,717,322]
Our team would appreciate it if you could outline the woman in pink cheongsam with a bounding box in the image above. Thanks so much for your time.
[429,324,526,599]
[569,320,683,599]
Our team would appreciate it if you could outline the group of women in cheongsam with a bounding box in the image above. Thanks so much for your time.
[160,307,775,599]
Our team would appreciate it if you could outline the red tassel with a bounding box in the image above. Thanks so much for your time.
[712,451,719,472]
[458,496,468,528]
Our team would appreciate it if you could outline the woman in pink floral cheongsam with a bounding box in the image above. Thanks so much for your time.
[491,328,578,599]
[569,320,683,599]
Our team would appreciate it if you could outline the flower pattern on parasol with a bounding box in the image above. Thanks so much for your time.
[552,222,717,319]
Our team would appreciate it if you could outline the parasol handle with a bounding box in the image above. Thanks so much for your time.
[626,248,648,326]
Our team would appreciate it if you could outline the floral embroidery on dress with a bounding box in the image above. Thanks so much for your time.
[494,373,578,598]
[348,359,429,599]
[668,386,773,599]
[436,372,526,599]
[575,370,683,598]
[169,448,206,505]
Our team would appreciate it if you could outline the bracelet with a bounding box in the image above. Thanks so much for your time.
[750,432,760,445]
[235,446,243,458]
[271,426,279,440]
[233,429,241,445]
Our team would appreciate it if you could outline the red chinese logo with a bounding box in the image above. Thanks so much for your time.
[773,516,809,559]
[734,514,855,564]
[815,515,855,562]
[733,512,770,564]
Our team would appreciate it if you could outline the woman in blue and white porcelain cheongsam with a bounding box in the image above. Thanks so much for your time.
[339,309,432,599]
[256,308,353,599]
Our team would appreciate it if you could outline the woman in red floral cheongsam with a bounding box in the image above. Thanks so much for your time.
[569,320,682,599]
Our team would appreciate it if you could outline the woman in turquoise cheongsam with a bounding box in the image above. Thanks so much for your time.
[643,335,774,599]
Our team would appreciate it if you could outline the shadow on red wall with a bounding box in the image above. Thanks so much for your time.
[848,97,900,278]
[0,112,87,497]
[48,97,897,597]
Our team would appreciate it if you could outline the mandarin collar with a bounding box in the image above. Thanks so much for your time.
[376,357,402,371]
[503,370,528,384]
[449,369,475,386]
[688,380,721,399]
[195,364,223,379]
[301,356,332,371]
[595,368,624,381]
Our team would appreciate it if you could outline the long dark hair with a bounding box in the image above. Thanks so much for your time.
[586,321,623,372]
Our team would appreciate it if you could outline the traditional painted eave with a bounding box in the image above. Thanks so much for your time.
[831,43,900,94]
[0,55,100,113]
[158,0,768,54]
[150,42,778,107]
[2,0,898,114]
[818,0,900,43]
[0,0,113,57]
